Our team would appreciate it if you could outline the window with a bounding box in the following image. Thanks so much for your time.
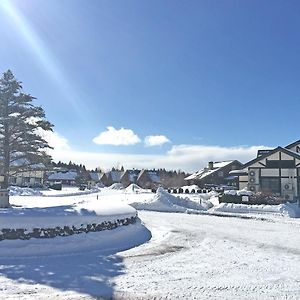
[266,160,279,168]
[281,160,295,168]
[261,177,280,194]
[266,160,295,169]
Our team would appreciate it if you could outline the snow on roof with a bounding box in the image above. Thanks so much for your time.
[110,171,123,182]
[123,169,140,183]
[185,161,234,181]
[48,171,77,181]
[89,172,101,181]
[148,171,161,183]
[10,158,45,169]
[137,170,160,183]
[228,169,248,176]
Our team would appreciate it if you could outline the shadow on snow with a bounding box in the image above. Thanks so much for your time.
[0,221,151,298]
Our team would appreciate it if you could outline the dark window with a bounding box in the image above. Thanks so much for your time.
[261,177,280,194]
[266,160,280,168]
[266,160,295,169]
[281,160,295,168]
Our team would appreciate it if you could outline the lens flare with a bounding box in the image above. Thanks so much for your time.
[0,1,86,118]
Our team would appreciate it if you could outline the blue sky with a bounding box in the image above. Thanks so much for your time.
[0,0,300,171]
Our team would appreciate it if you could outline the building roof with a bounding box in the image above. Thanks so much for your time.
[137,170,161,183]
[185,160,236,181]
[48,171,78,181]
[285,139,300,150]
[3,157,45,170]
[126,169,140,182]
[110,170,123,182]
[243,146,300,169]
[100,173,108,180]
[147,171,161,183]
[89,172,102,181]
[257,149,273,157]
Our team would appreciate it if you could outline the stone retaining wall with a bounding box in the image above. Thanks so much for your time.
[0,215,137,241]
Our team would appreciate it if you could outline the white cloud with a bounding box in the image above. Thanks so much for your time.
[93,126,141,146]
[36,129,70,150]
[49,139,271,172]
[144,135,171,147]
[164,144,270,172]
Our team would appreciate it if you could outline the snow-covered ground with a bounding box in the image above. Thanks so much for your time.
[114,211,300,299]
[0,186,299,299]
[130,187,213,212]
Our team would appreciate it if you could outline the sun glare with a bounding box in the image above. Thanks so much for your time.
[0,0,85,118]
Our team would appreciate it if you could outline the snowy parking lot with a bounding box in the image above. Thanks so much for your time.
[0,187,299,299]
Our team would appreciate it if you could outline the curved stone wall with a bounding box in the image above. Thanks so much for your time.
[0,215,137,241]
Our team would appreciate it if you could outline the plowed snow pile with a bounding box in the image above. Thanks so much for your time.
[125,184,146,193]
[108,183,124,190]
[9,186,43,196]
[212,202,300,218]
[131,187,212,213]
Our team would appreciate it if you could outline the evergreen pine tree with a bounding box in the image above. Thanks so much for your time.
[0,70,53,193]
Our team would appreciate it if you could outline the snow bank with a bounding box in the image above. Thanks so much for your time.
[131,187,212,213]
[108,183,124,190]
[0,219,151,257]
[9,186,43,196]
[125,184,147,194]
[200,190,219,200]
[212,202,300,218]
[43,186,101,197]
[0,200,137,230]
[224,189,254,196]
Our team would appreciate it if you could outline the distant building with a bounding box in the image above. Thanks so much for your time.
[239,139,300,202]
[8,163,45,188]
[97,168,162,189]
[88,172,105,187]
[185,160,243,188]
[99,173,110,186]
[47,170,78,185]
[120,169,140,187]
[89,172,101,183]
[108,170,124,186]
[137,170,161,189]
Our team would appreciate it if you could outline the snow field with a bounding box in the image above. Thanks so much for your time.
[0,187,299,299]
[114,211,300,300]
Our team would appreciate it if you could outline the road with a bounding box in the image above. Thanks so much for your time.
[114,211,300,299]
